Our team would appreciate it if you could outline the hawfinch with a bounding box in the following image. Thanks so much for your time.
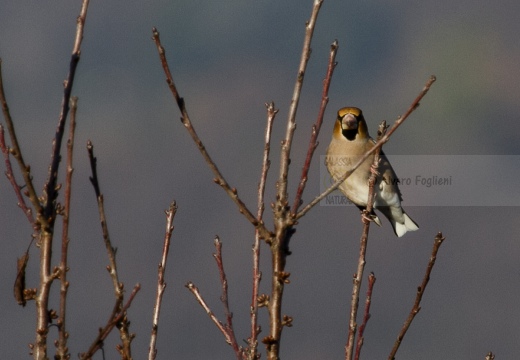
[325,107,418,237]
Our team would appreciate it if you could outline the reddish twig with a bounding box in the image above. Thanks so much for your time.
[291,39,338,215]
[295,75,437,220]
[56,96,78,360]
[213,237,243,359]
[247,102,277,359]
[186,281,239,352]
[354,273,376,360]
[151,27,272,243]
[80,284,141,360]
[0,60,42,231]
[0,125,36,229]
[148,201,177,360]
[345,121,387,360]
[388,232,446,360]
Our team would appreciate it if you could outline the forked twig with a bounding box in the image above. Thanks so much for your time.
[186,281,242,356]
[388,232,446,360]
[292,39,338,215]
[345,121,387,360]
[148,201,178,360]
[296,75,437,220]
[151,27,272,242]
[0,61,41,230]
[80,284,141,360]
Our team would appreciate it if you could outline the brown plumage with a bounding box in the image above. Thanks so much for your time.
[325,107,418,237]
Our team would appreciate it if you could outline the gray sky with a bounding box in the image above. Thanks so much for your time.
[1,1,520,359]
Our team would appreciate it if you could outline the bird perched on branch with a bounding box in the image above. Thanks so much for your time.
[325,107,418,237]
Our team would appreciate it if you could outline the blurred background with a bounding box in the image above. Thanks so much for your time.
[1,0,519,359]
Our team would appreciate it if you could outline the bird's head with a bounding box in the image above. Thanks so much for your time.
[334,107,369,141]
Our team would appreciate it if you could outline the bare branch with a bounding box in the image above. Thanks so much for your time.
[345,121,387,360]
[268,2,324,359]
[151,27,272,242]
[296,75,437,220]
[186,281,238,350]
[80,284,141,360]
[291,39,338,215]
[388,232,446,360]
[354,273,376,360]
[87,140,134,359]
[277,0,324,204]
[56,96,78,360]
[42,0,90,229]
[148,201,178,360]
[247,102,277,359]
[213,237,244,359]
[0,60,42,231]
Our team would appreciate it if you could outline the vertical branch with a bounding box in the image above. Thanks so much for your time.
[388,232,446,360]
[247,102,277,360]
[354,272,376,360]
[268,2,323,359]
[56,96,78,360]
[87,140,134,359]
[148,201,177,360]
[291,40,338,215]
[213,237,243,359]
[345,121,387,360]
[42,0,89,226]
[276,0,323,202]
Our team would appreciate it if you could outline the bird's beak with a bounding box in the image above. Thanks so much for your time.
[341,113,357,131]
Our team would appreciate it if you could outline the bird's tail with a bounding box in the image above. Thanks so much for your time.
[393,213,419,237]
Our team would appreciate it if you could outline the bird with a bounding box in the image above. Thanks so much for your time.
[325,107,418,237]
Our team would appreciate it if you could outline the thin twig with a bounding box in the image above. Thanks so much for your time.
[296,75,437,220]
[354,273,376,360]
[42,0,89,228]
[291,39,338,215]
[345,121,387,360]
[33,3,91,359]
[247,102,277,360]
[266,3,324,360]
[213,237,244,359]
[186,281,238,349]
[56,96,78,360]
[388,232,446,360]
[277,0,324,203]
[80,284,141,360]
[87,140,134,359]
[0,60,42,231]
[148,201,177,360]
[151,27,272,242]
[0,125,36,228]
